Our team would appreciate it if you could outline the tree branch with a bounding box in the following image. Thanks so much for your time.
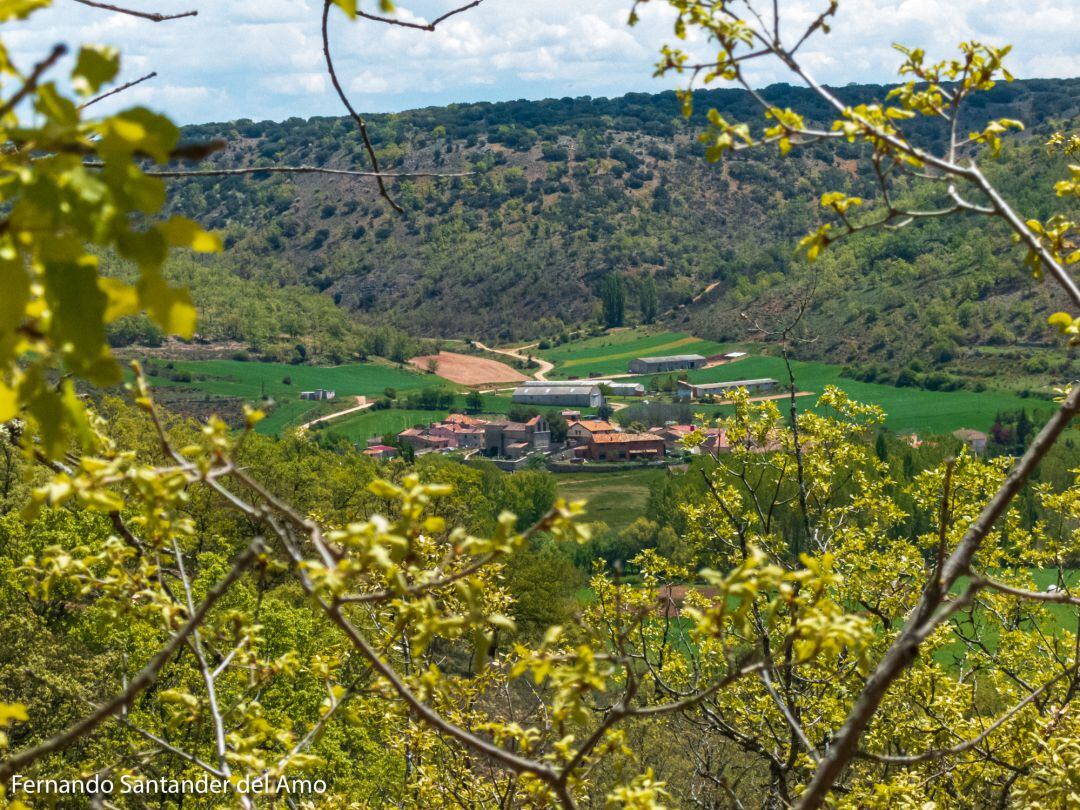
[0,539,261,783]
[0,44,67,119]
[322,0,400,212]
[71,0,197,22]
[798,382,1080,808]
[79,72,157,111]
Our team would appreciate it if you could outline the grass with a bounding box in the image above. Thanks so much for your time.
[319,394,514,443]
[641,355,1054,434]
[554,468,665,532]
[540,329,730,379]
[143,359,446,434]
[931,568,1080,665]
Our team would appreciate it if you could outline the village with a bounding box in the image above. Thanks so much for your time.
[355,351,783,467]
[348,348,993,466]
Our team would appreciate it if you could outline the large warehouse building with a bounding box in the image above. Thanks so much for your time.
[522,379,644,396]
[512,384,603,408]
[628,354,707,374]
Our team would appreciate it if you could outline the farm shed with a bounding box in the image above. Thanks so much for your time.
[628,355,707,374]
[676,378,779,400]
[512,385,603,408]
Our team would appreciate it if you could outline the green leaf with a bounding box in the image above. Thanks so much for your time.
[34,83,78,128]
[0,0,48,21]
[0,256,29,366]
[93,107,179,162]
[158,216,223,253]
[332,0,357,18]
[0,703,28,726]
[43,258,118,385]
[116,227,167,269]
[138,269,197,339]
[72,45,120,96]
[98,277,140,322]
[0,380,16,422]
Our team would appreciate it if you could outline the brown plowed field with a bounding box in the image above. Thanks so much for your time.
[409,351,528,385]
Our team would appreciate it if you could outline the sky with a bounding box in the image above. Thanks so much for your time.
[7,0,1079,125]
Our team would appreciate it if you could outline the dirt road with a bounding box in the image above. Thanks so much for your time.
[296,396,372,433]
[473,342,554,381]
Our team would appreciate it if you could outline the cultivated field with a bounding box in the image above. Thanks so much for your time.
[554,468,665,531]
[539,329,729,378]
[409,351,527,385]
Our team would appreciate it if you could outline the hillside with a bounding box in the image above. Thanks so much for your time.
[138,79,1079,381]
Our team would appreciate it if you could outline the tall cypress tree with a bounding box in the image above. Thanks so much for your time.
[639,276,658,324]
[601,272,625,328]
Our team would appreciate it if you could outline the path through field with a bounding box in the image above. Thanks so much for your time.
[473,342,554,381]
[296,396,372,433]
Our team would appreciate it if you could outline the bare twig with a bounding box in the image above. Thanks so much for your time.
[81,164,473,179]
[321,0,400,212]
[71,0,196,22]
[0,44,67,119]
[79,72,157,110]
[357,0,484,30]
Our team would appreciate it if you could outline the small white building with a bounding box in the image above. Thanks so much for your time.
[300,389,337,401]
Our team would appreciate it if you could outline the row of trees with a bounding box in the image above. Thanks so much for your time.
[600,271,661,328]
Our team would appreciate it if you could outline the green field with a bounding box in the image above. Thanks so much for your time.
[322,394,514,443]
[539,329,730,379]
[642,355,1053,434]
[143,359,448,434]
[555,468,665,531]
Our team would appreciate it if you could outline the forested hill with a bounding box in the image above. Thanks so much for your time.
[156,78,1079,370]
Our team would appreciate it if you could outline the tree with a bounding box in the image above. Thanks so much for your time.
[639,275,659,323]
[600,271,625,328]
[465,389,484,412]
[546,410,569,443]
[635,1,1080,805]
[875,431,889,462]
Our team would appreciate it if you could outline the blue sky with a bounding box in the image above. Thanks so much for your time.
[8,0,1079,124]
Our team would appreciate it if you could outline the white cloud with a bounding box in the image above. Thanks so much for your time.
[348,70,402,95]
[2,0,1076,124]
[262,72,326,95]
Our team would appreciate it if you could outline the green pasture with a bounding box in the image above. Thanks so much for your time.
[555,468,664,532]
[647,355,1053,434]
[540,330,729,378]
[142,359,447,434]
[319,394,514,443]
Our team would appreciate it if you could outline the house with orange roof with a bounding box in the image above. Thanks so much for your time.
[567,419,618,445]
[584,433,665,461]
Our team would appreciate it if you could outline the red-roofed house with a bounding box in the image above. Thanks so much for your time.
[585,433,665,461]
[567,419,618,445]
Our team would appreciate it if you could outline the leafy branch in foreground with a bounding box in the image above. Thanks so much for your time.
[633,0,1080,804]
